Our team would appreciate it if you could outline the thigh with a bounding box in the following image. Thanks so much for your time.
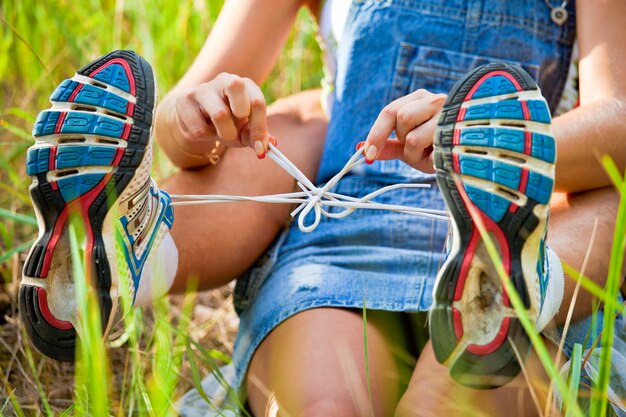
[396,340,560,417]
[162,90,328,291]
[548,187,621,321]
[246,308,413,417]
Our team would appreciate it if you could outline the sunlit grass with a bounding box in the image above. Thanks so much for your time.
[1,0,624,416]
[0,0,321,414]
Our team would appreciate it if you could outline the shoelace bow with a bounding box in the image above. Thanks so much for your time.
[169,144,449,232]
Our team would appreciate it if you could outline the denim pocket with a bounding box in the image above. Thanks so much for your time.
[233,227,290,315]
[378,42,540,177]
[406,44,540,94]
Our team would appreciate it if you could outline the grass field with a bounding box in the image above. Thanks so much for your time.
[1,0,625,416]
[0,0,322,415]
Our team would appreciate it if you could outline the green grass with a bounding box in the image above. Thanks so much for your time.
[0,0,322,415]
[1,0,625,416]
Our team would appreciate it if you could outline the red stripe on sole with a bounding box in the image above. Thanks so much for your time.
[40,173,114,278]
[452,153,461,174]
[68,83,84,102]
[36,288,74,330]
[112,148,124,166]
[49,146,57,171]
[453,127,461,146]
[54,112,67,135]
[449,180,513,354]
[519,168,529,194]
[467,317,511,355]
[457,107,467,122]
[453,307,464,340]
[122,124,131,140]
[465,71,522,101]
[126,102,135,117]
[89,58,136,96]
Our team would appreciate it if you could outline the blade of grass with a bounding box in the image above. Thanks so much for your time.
[69,220,110,416]
[362,296,375,417]
[0,239,34,264]
[561,263,625,314]
[0,15,55,87]
[545,217,599,417]
[0,367,27,417]
[185,338,229,416]
[0,208,37,226]
[21,330,53,416]
[565,343,583,417]
[590,161,626,417]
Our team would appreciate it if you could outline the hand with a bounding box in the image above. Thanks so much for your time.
[362,89,447,173]
[169,73,271,158]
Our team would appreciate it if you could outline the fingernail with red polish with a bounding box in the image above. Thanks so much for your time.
[365,145,377,164]
[356,141,366,151]
[254,141,266,159]
[269,135,278,146]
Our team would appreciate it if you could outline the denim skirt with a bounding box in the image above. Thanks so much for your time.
[231,174,449,391]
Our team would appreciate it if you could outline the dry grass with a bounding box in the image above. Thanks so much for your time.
[0,254,239,414]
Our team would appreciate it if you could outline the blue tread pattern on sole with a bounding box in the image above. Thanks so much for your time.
[525,172,553,205]
[32,111,61,137]
[460,128,525,153]
[56,145,117,169]
[459,128,555,164]
[464,99,524,121]
[463,184,510,223]
[471,75,518,100]
[51,80,130,115]
[34,111,127,139]
[50,80,79,102]
[530,133,556,163]
[57,173,105,202]
[526,100,551,123]
[458,155,521,190]
[26,147,51,175]
[92,63,131,93]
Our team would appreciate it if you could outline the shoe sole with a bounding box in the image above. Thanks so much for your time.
[20,50,155,361]
[430,63,555,388]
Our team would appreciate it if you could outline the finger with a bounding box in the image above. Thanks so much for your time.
[411,152,436,174]
[194,90,240,145]
[395,98,441,144]
[403,117,439,173]
[373,139,406,161]
[243,78,269,156]
[223,76,251,120]
[175,95,212,141]
[363,91,429,162]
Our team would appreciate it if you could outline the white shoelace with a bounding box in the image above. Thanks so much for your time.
[169,144,449,232]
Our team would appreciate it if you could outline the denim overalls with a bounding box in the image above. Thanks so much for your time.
[231,0,577,394]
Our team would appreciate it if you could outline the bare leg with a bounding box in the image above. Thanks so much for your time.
[160,90,327,291]
[548,187,622,323]
[396,340,561,417]
[247,308,413,417]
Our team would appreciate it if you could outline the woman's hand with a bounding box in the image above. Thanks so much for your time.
[156,73,272,167]
[362,89,447,173]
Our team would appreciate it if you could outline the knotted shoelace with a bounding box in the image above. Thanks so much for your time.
[169,144,449,232]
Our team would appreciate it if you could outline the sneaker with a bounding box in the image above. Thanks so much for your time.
[430,63,561,388]
[20,50,174,361]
